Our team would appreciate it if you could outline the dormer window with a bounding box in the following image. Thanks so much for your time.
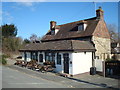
[50,21,60,35]
[78,23,87,31]
[78,24,84,31]
[50,26,60,35]
[51,30,55,35]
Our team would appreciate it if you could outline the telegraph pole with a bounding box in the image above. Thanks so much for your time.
[93,1,97,16]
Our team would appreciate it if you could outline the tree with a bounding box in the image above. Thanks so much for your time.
[23,39,30,44]
[29,34,38,43]
[2,24,17,38]
[107,24,118,42]
[2,37,23,52]
[1,24,24,55]
[0,27,2,51]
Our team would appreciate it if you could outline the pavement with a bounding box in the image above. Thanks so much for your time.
[2,59,119,89]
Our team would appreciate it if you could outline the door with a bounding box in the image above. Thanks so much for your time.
[39,54,43,62]
[63,53,69,74]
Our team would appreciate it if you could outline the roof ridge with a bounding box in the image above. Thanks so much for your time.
[58,17,97,26]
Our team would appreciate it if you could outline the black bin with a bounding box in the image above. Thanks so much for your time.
[90,67,96,75]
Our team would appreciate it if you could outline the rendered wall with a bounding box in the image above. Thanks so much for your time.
[95,59,103,72]
[72,52,92,75]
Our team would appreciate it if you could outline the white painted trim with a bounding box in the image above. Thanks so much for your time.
[38,52,45,64]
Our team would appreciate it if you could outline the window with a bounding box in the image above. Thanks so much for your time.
[24,52,27,61]
[78,23,87,31]
[78,24,84,31]
[31,52,38,61]
[45,52,55,62]
[45,52,49,61]
[57,53,61,65]
[51,30,55,35]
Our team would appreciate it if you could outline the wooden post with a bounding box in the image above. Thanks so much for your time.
[103,53,106,77]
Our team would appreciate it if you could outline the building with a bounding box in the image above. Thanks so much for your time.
[111,42,120,60]
[20,7,111,75]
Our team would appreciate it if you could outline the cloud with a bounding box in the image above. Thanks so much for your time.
[15,2,39,12]
[2,11,14,23]
[17,2,34,7]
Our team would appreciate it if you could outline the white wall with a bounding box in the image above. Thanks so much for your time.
[54,52,72,74]
[72,52,92,75]
[22,52,24,60]
[55,53,63,73]
[95,59,103,72]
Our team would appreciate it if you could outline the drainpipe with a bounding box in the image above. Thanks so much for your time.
[92,52,95,67]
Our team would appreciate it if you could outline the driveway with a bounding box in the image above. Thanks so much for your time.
[2,65,119,89]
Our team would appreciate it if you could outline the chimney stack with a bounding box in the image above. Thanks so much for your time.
[96,7,104,20]
[50,21,56,30]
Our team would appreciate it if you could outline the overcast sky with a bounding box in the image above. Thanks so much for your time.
[2,2,119,39]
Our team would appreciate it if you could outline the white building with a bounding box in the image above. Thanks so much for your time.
[20,40,95,75]
[20,8,111,75]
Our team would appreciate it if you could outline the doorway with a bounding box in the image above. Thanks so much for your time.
[39,54,43,63]
[63,53,69,74]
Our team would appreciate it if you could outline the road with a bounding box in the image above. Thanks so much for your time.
[2,66,70,88]
[2,65,119,89]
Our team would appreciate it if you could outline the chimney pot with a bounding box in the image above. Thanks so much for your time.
[50,21,56,30]
[96,7,104,20]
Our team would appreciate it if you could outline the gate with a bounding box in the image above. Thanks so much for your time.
[105,61,120,76]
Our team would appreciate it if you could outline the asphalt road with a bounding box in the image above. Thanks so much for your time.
[2,65,119,89]
[2,66,70,88]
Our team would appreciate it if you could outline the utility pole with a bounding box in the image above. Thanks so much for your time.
[103,53,106,77]
[93,1,97,16]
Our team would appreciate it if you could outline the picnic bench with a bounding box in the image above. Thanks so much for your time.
[14,60,55,72]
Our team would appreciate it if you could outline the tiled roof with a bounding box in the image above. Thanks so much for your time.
[41,17,99,41]
[19,40,95,52]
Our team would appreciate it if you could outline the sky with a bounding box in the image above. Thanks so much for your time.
[2,2,119,39]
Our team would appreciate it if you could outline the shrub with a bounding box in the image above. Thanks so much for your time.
[2,57,7,65]
[106,58,112,61]
[0,55,7,65]
[2,54,10,58]
[106,57,118,61]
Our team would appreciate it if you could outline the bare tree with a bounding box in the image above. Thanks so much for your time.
[107,24,118,42]
[29,34,38,43]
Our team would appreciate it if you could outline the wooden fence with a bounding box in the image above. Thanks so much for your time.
[105,61,120,76]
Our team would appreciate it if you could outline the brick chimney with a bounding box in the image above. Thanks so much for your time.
[50,21,60,35]
[50,21,56,30]
[96,7,104,20]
